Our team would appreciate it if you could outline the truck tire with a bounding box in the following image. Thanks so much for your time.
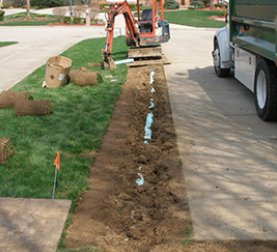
[213,39,230,77]
[254,59,277,121]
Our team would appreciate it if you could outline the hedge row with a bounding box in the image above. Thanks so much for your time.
[11,0,67,8]
[0,10,4,21]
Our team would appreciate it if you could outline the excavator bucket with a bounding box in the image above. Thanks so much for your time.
[102,51,116,70]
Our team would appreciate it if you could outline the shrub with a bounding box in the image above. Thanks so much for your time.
[12,0,25,7]
[0,10,4,21]
[73,17,84,24]
[30,0,66,9]
[189,0,204,9]
[214,2,227,8]
[91,18,104,25]
[202,0,211,7]
[164,0,180,10]
[2,2,12,8]
[63,16,72,24]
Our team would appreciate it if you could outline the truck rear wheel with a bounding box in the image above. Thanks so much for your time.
[213,39,230,78]
[254,59,277,121]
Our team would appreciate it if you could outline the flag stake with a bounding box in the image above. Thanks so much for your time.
[52,151,60,199]
[52,167,58,199]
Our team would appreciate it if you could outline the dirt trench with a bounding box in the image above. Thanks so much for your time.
[64,65,190,251]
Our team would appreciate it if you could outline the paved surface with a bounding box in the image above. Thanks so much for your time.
[0,198,71,252]
[163,24,277,240]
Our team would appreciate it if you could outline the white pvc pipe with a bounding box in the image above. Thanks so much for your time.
[114,58,134,65]
[144,112,153,142]
[136,173,144,186]
[149,98,155,109]
[150,69,155,84]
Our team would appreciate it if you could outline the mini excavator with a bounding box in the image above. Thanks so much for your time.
[102,0,170,69]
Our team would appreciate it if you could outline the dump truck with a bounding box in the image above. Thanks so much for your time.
[212,0,277,121]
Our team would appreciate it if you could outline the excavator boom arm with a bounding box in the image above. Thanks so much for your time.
[103,1,139,68]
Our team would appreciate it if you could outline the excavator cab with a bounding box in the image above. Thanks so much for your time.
[138,7,170,46]
[139,9,154,33]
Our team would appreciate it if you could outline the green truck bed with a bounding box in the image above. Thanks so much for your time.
[230,0,277,62]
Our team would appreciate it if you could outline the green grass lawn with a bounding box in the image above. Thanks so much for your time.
[0,12,59,26]
[0,37,128,207]
[0,41,18,47]
[165,10,225,28]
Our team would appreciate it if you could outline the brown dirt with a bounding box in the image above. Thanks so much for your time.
[0,138,13,164]
[64,65,190,251]
[0,91,32,109]
[15,100,52,116]
[208,15,225,21]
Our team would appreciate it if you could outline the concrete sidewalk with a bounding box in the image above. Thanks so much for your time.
[163,26,277,240]
[0,198,71,252]
[3,8,57,17]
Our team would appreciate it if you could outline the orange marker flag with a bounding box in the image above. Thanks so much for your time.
[54,151,60,171]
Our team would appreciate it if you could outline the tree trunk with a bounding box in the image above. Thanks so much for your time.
[26,0,30,20]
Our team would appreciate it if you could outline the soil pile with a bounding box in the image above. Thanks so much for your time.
[64,65,190,251]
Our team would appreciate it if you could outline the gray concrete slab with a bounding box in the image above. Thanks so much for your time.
[163,26,277,240]
[0,198,71,252]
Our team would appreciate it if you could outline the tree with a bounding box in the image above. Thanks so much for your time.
[26,0,30,20]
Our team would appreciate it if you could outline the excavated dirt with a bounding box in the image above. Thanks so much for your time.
[64,65,191,251]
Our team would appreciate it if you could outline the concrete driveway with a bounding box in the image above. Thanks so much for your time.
[163,24,277,240]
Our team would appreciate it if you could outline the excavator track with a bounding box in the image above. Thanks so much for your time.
[128,46,162,59]
[128,46,170,67]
